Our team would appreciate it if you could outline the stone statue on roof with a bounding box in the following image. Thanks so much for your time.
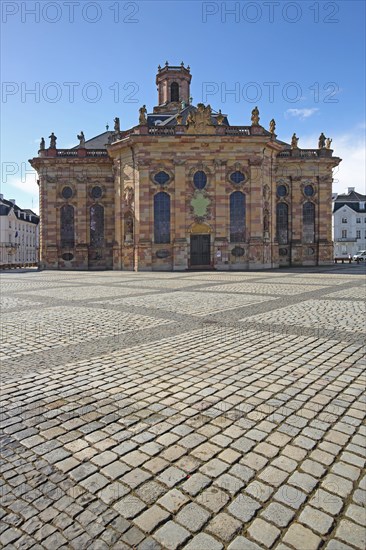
[49,133,57,149]
[114,117,120,132]
[251,106,260,126]
[318,132,326,149]
[77,131,85,147]
[186,111,195,127]
[217,110,224,125]
[139,105,147,125]
[326,137,333,149]
[291,133,299,149]
[40,137,45,151]
[269,119,276,134]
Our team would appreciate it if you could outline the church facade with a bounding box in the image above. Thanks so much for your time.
[30,63,341,271]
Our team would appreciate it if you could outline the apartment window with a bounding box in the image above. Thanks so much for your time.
[342,218,347,223]
[342,230,347,238]
[356,230,361,239]
[356,218,361,223]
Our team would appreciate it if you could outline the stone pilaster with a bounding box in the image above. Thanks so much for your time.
[173,162,187,270]
[113,160,123,270]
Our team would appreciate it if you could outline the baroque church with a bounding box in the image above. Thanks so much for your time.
[30,63,341,271]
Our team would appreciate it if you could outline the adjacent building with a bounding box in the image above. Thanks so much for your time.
[333,188,366,257]
[0,195,39,267]
[29,63,341,271]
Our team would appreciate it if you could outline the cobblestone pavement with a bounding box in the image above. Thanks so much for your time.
[1,265,365,549]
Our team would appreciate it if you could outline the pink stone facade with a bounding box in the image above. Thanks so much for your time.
[30,64,341,271]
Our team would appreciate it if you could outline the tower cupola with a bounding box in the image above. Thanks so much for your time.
[154,62,192,113]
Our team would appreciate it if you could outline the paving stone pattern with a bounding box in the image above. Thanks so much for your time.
[1,265,365,549]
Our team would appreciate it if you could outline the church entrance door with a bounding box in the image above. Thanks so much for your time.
[190,235,211,267]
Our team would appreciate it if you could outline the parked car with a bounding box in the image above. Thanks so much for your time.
[352,250,366,261]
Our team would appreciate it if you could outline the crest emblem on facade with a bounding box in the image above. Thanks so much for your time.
[186,103,215,135]
[190,191,211,219]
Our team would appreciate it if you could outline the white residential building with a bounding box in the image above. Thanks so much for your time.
[0,195,39,266]
[333,188,366,257]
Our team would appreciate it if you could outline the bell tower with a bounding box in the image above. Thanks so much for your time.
[154,62,192,113]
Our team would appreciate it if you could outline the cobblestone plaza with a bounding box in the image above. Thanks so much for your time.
[1,266,365,549]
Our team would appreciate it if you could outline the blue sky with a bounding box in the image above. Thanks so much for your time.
[1,0,365,211]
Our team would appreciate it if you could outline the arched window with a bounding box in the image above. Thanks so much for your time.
[154,192,170,244]
[90,204,104,247]
[276,203,288,244]
[303,202,315,243]
[230,191,245,242]
[170,82,179,102]
[60,204,74,248]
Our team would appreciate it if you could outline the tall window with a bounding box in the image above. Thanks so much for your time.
[154,192,170,244]
[303,202,315,243]
[170,82,179,102]
[230,191,245,242]
[342,230,347,238]
[90,204,104,247]
[60,204,75,248]
[276,203,288,244]
[356,230,361,239]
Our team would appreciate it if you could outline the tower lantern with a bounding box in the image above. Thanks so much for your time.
[154,63,192,113]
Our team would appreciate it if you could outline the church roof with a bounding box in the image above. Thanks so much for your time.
[71,131,113,150]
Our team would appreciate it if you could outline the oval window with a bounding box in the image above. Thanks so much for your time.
[154,171,170,185]
[230,171,245,185]
[193,171,207,190]
[277,185,288,198]
[91,186,103,199]
[62,186,73,199]
[304,185,314,197]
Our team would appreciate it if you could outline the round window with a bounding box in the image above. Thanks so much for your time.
[62,253,74,261]
[193,171,207,190]
[62,186,73,199]
[304,185,314,197]
[91,186,103,199]
[230,171,245,185]
[154,171,170,185]
[277,185,288,198]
